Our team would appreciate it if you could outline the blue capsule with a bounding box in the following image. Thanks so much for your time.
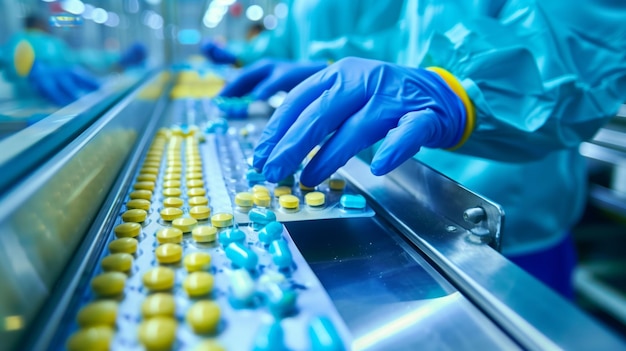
[339,194,366,210]
[269,239,292,269]
[205,118,228,134]
[262,283,297,318]
[249,208,277,226]
[218,228,246,246]
[258,221,284,244]
[225,242,258,270]
[309,316,345,351]
[252,322,287,351]
[230,269,256,304]
[246,168,266,184]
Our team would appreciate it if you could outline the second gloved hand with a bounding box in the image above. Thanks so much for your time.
[201,41,238,65]
[29,62,100,106]
[220,59,328,100]
[118,42,147,68]
[253,57,469,186]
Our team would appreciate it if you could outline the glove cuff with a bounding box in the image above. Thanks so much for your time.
[426,67,475,150]
[14,40,36,77]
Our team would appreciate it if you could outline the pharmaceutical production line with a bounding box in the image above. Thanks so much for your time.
[0,69,625,351]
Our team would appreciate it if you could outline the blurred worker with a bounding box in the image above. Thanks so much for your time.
[201,0,405,100]
[1,14,147,105]
[245,0,626,298]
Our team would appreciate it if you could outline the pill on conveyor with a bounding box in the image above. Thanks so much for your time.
[66,326,114,351]
[163,180,181,188]
[189,206,211,220]
[229,269,255,303]
[253,192,271,207]
[262,283,297,318]
[211,213,234,228]
[183,271,214,297]
[143,161,161,169]
[246,169,266,184]
[163,197,184,208]
[305,192,326,207]
[329,177,346,191]
[252,322,286,351]
[225,242,258,270]
[142,293,176,318]
[188,188,206,197]
[76,300,118,327]
[340,194,366,210]
[186,166,202,174]
[192,226,217,243]
[186,301,220,334]
[160,207,183,221]
[114,222,141,238]
[173,217,198,233]
[134,181,156,190]
[258,222,284,244]
[140,167,159,175]
[273,186,291,197]
[187,172,203,180]
[278,195,299,210]
[252,185,270,194]
[277,174,295,187]
[164,173,181,181]
[156,228,183,244]
[167,160,182,168]
[101,253,133,272]
[184,252,211,272]
[129,190,152,201]
[218,228,246,246]
[126,199,151,211]
[189,196,209,207]
[235,192,254,207]
[308,316,345,351]
[299,182,315,191]
[122,209,147,223]
[91,272,126,297]
[155,243,183,264]
[187,179,204,188]
[143,267,175,291]
[136,173,157,182]
[108,237,138,254]
[165,166,182,174]
[192,340,225,351]
[138,317,177,351]
[163,188,182,197]
[248,208,277,226]
[269,239,293,270]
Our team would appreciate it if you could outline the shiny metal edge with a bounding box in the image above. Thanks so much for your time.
[339,157,626,351]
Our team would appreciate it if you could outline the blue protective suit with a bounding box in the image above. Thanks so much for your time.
[392,0,626,255]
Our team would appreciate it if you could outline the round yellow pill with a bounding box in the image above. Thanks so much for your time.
[299,182,315,191]
[156,228,183,244]
[329,177,346,191]
[126,199,151,211]
[114,222,141,238]
[167,160,182,167]
[235,192,253,207]
[186,166,202,174]
[66,326,114,351]
[189,196,209,207]
[141,167,159,175]
[163,188,182,197]
[108,238,138,254]
[184,252,211,272]
[129,190,152,201]
[134,181,156,191]
[143,267,175,291]
[279,195,300,210]
[136,173,157,182]
[252,185,270,195]
[164,173,181,181]
[165,166,182,174]
[253,192,271,207]
[138,317,177,351]
[305,191,326,207]
[141,293,176,318]
[143,160,161,167]
[189,206,211,220]
[91,272,126,297]
[187,172,203,180]
[192,340,225,351]
[186,301,220,334]
[183,271,214,297]
[76,300,118,327]
[173,217,198,232]
[187,188,206,197]
[101,253,133,272]
[122,209,147,223]
[274,186,292,197]
[187,160,202,167]
[160,207,183,221]
[187,179,204,188]
[155,243,183,264]
[163,180,181,188]
[192,226,217,243]
[211,213,233,228]
[163,197,184,208]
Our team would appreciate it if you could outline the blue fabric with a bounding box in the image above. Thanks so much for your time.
[253,58,466,186]
[507,234,577,300]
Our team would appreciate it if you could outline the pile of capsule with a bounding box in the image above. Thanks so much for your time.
[65,128,345,351]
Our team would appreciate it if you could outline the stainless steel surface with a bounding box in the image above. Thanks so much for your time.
[339,157,626,350]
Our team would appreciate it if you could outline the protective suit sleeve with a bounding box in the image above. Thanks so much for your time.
[420,0,626,162]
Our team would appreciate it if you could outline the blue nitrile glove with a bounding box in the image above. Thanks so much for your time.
[118,42,147,68]
[29,62,100,106]
[220,59,328,100]
[253,57,468,186]
[201,41,238,65]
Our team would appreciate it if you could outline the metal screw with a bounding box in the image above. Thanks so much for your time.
[463,207,485,224]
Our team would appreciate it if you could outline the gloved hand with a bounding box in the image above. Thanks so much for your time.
[118,42,147,68]
[220,59,327,100]
[29,61,100,106]
[253,57,469,186]
[201,41,238,65]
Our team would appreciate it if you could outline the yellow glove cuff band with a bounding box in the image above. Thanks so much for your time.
[14,40,36,77]
[426,67,475,150]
